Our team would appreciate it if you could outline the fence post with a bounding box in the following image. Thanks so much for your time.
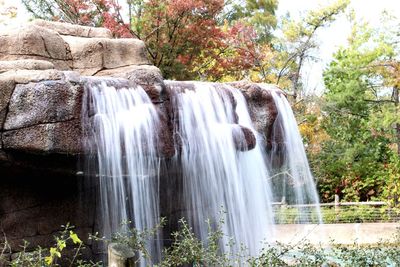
[334,194,340,221]
[108,243,137,267]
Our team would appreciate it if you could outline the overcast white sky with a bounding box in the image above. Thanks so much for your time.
[1,0,400,94]
[277,0,400,95]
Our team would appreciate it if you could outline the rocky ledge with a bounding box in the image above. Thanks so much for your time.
[0,19,282,172]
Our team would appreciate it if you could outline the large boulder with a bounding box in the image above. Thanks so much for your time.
[62,36,150,75]
[4,80,82,131]
[31,19,112,38]
[0,70,82,154]
[0,24,73,70]
[0,19,151,76]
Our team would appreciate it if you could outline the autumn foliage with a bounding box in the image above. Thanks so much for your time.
[22,0,276,80]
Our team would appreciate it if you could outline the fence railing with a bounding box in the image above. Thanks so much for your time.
[272,197,400,224]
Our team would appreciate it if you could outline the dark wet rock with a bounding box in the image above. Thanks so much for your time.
[233,126,257,151]
[228,81,283,148]
[156,106,175,158]
[0,167,96,261]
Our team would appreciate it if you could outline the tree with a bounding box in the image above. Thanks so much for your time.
[274,0,349,100]
[222,0,278,42]
[315,21,400,202]
[22,0,278,81]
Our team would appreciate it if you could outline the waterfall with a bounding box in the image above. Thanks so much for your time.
[170,82,274,256]
[268,90,322,223]
[84,82,162,265]
[83,80,322,264]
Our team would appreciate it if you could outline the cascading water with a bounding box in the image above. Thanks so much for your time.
[83,79,322,264]
[268,89,322,223]
[84,82,162,265]
[170,82,274,256]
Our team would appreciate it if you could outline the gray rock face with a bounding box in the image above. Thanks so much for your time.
[0,20,150,76]
[0,19,154,159]
[3,120,82,154]
[4,81,82,130]
[0,70,83,154]
[0,69,66,84]
[0,77,15,131]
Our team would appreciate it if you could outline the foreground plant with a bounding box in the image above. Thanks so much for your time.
[2,219,400,266]
[110,216,400,267]
[0,223,100,267]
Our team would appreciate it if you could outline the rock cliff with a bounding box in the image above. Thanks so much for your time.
[0,20,282,265]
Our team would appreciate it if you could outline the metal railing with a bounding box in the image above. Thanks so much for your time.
[272,198,400,224]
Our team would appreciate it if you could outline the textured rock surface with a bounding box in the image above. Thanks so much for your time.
[96,65,164,102]
[0,19,150,76]
[63,36,149,75]
[228,81,282,147]
[0,24,73,70]
[0,60,55,73]
[4,80,82,130]
[0,166,97,264]
[31,19,112,38]
[3,120,82,154]
[0,77,15,131]
[0,69,83,154]
[1,69,65,84]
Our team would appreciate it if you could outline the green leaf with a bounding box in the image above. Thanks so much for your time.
[45,255,53,265]
[70,231,82,244]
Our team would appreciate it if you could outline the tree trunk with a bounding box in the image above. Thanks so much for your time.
[292,55,304,101]
[394,86,400,156]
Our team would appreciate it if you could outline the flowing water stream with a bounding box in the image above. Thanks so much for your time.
[268,89,322,223]
[170,82,274,256]
[85,83,162,265]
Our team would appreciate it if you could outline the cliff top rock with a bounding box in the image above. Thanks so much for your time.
[0,19,282,167]
[0,19,150,75]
